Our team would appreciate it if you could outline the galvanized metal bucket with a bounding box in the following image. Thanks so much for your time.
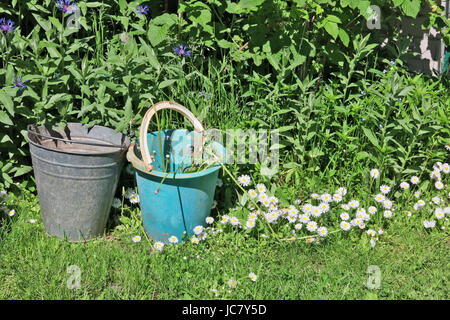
[27,123,130,241]
[127,101,225,243]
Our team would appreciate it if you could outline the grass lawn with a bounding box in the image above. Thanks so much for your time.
[0,188,448,300]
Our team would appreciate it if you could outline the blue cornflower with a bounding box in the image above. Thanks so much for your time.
[0,18,15,34]
[136,4,150,15]
[13,75,29,91]
[174,44,191,57]
[56,0,78,14]
[390,60,395,65]
[361,90,366,96]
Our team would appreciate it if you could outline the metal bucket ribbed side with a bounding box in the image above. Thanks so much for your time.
[27,123,130,241]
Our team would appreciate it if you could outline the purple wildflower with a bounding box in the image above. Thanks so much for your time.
[390,60,395,65]
[398,97,402,102]
[174,44,191,57]
[13,75,29,91]
[361,90,366,96]
[383,69,387,74]
[136,4,150,15]
[56,0,78,14]
[0,18,15,34]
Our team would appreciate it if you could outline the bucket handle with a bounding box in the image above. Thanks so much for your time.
[138,101,204,172]
[27,125,127,150]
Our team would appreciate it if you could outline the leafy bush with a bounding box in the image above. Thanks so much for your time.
[0,0,448,189]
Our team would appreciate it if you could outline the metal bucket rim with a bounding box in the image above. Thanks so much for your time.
[27,123,131,156]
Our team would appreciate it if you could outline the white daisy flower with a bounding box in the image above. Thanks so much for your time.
[400,181,410,190]
[430,170,441,181]
[434,208,445,220]
[380,185,390,194]
[370,239,376,248]
[367,229,376,237]
[383,210,393,218]
[8,209,15,217]
[258,193,268,203]
[168,235,179,244]
[306,221,318,232]
[229,216,240,226]
[310,193,320,200]
[228,279,237,288]
[358,223,366,229]
[341,203,350,211]
[333,194,342,203]
[256,183,266,194]
[294,223,302,230]
[311,206,322,218]
[410,176,420,184]
[444,207,450,214]
[193,225,204,235]
[132,235,141,243]
[199,232,207,241]
[435,181,444,190]
[191,237,199,244]
[417,199,426,207]
[340,221,351,231]
[442,163,449,174]
[248,189,258,199]
[247,212,258,221]
[112,198,121,209]
[299,214,310,223]
[414,191,420,198]
[370,169,380,179]
[433,162,443,171]
[0,190,8,201]
[237,175,251,187]
[378,228,383,235]
[319,202,329,213]
[336,187,347,196]
[220,215,229,224]
[29,219,36,224]
[245,219,256,229]
[382,199,393,210]
[368,206,377,215]
[286,214,297,223]
[269,196,279,204]
[349,200,360,209]
[294,199,302,205]
[1,206,7,213]
[249,272,257,282]
[374,194,385,203]
[302,203,312,214]
[431,196,441,205]
[206,217,214,224]
[320,194,332,203]
[129,193,139,204]
[262,198,271,208]
[288,206,299,215]
[407,211,412,217]
[154,241,164,251]
[340,212,350,220]
[423,220,436,229]
[317,226,328,237]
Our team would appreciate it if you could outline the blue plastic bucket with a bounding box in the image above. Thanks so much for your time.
[127,128,225,243]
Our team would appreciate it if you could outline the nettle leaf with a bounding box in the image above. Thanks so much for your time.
[0,91,14,116]
[401,0,421,17]
[0,110,13,125]
[147,24,170,47]
[324,21,339,40]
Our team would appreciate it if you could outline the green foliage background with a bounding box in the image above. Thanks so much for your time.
[0,0,449,189]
